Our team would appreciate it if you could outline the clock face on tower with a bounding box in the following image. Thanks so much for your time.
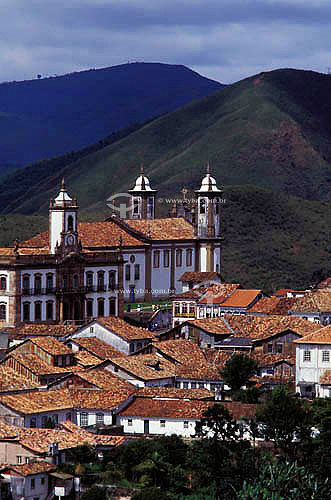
[65,234,75,246]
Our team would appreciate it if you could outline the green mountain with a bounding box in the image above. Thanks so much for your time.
[0,62,223,170]
[0,68,330,292]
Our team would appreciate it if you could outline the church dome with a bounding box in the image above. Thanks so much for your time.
[129,167,156,193]
[196,168,222,193]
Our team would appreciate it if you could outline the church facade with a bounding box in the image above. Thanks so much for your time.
[0,168,223,326]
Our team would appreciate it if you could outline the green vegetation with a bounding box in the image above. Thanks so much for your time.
[220,353,259,392]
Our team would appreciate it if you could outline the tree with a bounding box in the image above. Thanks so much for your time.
[256,385,312,457]
[195,403,239,441]
[81,485,107,500]
[220,354,258,392]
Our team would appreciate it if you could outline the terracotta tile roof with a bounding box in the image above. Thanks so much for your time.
[290,291,331,313]
[147,339,208,365]
[28,337,72,356]
[316,278,331,289]
[204,349,239,370]
[198,283,241,304]
[0,365,40,392]
[134,386,213,400]
[0,421,125,454]
[205,349,295,371]
[175,360,222,381]
[71,337,124,360]
[96,316,153,341]
[22,221,144,249]
[294,324,331,344]
[110,354,176,381]
[119,399,257,420]
[4,353,82,376]
[74,350,102,367]
[9,323,80,339]
[1,461,56,476]
[172,286,209,300]
[0,387,132,415]
[178,272,222,283]
[248,296,297,314]
[274,289,304,297]
[220,289,262,308]
[187,314,320,340]
[124,217,195,241]
[0,247,51,256]
[319,370,331,385]
[78,368,136,392]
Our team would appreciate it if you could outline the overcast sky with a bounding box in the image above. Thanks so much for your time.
[1,0,330,85]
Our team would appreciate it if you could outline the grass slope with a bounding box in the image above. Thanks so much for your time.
[0,68,331,218]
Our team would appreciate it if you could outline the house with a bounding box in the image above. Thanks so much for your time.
[247,296,297,316]
[290,290,331,325]
[98,355,176,388]
[117,399,257,437]
[178,271,223,293]
[0,461,56,500]
[65,336,124,362]
[0,387,134,428]
[215,289,263,315]
[67,316,154,355]
[0,421,125,465]
[124,306,172,331]
[0,366,40,396]
[7,323,81,347]
[295,324,331,398]
[47,367,135,393]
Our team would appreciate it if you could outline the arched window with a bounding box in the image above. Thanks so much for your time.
[22,275,30,293]
[46,273,53,292]
[97,298,105,317]
[176,249,182,267]
[86,300,93,318]
[108,271,116,290]
[200,198,206,214]
[0,276,7,291]
[35,302,42,321]
[73,274,79,289]
[67,215,74,231]
[186,249,192,267]
[109,297,116,315]
[97,271,105,291]
[34,274,42,293]
[86,272,93,290]
[46,301,53,320]
[0,303,6,320]
[23,302,30,321]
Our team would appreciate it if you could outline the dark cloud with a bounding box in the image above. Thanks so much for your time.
[0,0,330,84]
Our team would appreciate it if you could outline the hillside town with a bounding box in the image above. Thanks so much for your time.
[0,169,330,499]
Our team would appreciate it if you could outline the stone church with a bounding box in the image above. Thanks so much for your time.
[0,168,223,326]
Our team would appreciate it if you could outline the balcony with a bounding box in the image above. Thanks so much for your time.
[21,284,119,296]
[174,312,195,318]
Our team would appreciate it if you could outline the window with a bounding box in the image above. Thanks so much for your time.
[0,303,6,320]
[182,303,188,314]
[153,250,160,268]
[25,456,30,464]
[86,272,93,289]
[267,343,273,353]
[31,478,35,489]
[176,249,182,267]
[183,382,189,389]
[277,343,283,354]
[23,302,30,321]
[80,412,88,427]
[0,276,6,290]
[35,302,42,321]
[34,274,42,293]
[174,303,180,315]
[215,197,220,215]
[96,413,104,425]
[97,271,105,291]
[175,382,181,388]
[67,215,74,231]
[322,351,330,362]
[16,456,22,464]
[62,275,68,289]
[160,420,166,428]
[191,382,196,389]
[66,413,72,421]
[46,273,53,291]
[304,350,311,362]
[125,265,131,281]
[128,419,133,426]
[200,198,206,214]
[129,344,135,353]
[133,197,140,215]
[41,477,45,485]
[189,303,195,315]
[147,197,154,218]
[199,383,204,388]
[46,301,53,321]
[108,271,116,290]
[134,264,140,281]
[109,297,116,315]
[97,298,105,317]
[86,300,93,318]
[23,274,30,292]
[163,250,170,268]
[73,274,79,288]
[184,421,189,429]
[186,249,192,267]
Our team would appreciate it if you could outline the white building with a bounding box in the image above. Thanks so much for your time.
[295,324,331,398]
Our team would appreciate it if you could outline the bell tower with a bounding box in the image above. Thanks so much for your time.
[195,165,223,272]
[49,179,79,254]
[128,167,157,219]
